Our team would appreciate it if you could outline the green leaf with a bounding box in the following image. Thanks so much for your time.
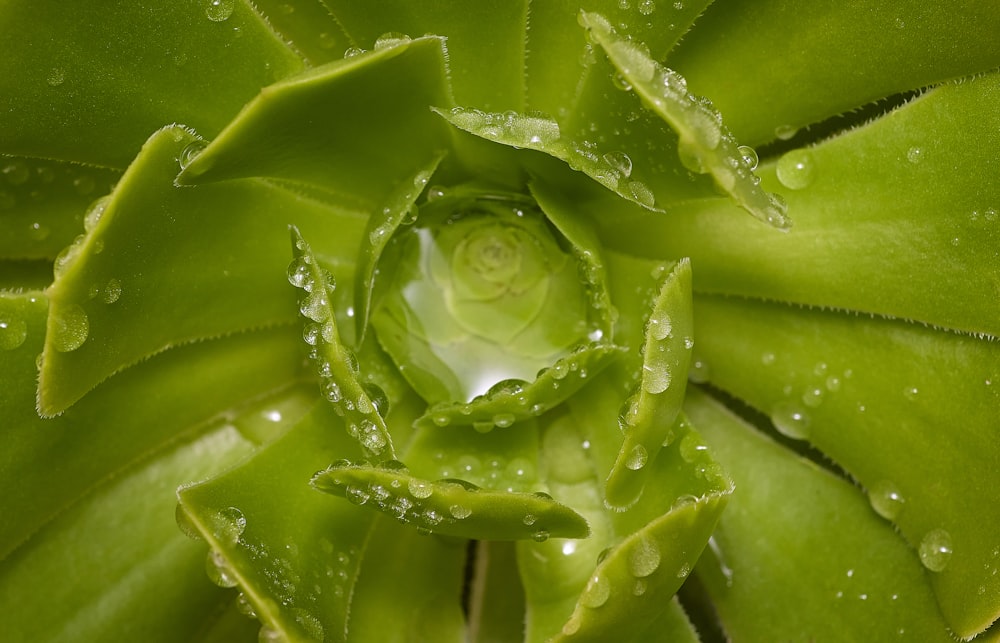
[177,36,453,210]
[579,12,790,229]
[178,402,371,643]
[589,72,1000,337]
[0,422,258,643]
[325,0,529,112]
[289,227,396,461]
[693,294,1000,637]
[39,125,366,415]
[312,460,590,541]
[685,387,957,641]
[415,343,624,431]
[606,258,693,510]
[0,0,303,167]
[0,289,307,560]
[0,156,120,260]
[523,0,714,118]
[354,154,443,343]
[252,0,348,66]
[669,0,1000,144]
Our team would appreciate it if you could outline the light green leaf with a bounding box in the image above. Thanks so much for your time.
[353,154,443,343]
[177,36,453,210]
[686,387,957,641]
[289,227,396,461]
[0,422,258,643]
[177,402,372,643]
[40,125,365,415]
[312,460,590,541]
[0,289,307,560]
[581,12,790,229]
[589,72,1000,337]
[693,294,1000,637]
[524,0,714,118]
[415,343,624,432]
[606,258,693,509]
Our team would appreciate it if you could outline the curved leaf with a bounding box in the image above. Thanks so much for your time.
[312,460,590,541]
[0,289,306,560]
[177,36,453,209]
[693,294,1000,636]
[40,125,365,414]
[290,227,396,461]
[686,387,957,641]
[0,423,258,643]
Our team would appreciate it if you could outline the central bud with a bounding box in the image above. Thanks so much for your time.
[371,188,593,403]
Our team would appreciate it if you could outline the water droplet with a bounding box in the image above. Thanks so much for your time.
[258,624,287,643]
[51,303,89,352]
[629,537,661,577]
[648,312,672,340]
[2,161,29,185]
[0,317,27,350]
[522,513,537,526]
[346,485,370,505]
[603,151,633,178]
[205,0,234,22]
[102,278,122,304]
[179,140,207,169]
[175,504,204,541]
[625,444,648,470]
[737,145,759,171]
[776,149,816,190]
[532,530,550,542]
[473,420,495,433]
[906,146,923,164]
[299,291,330,323]
[46,68,65,87]
[206,549,239,587]
[638,0,656,14]
[903,386,919,401]
[761,351,776,366]
[801,387,824,408]
[408,479,433,499]
[449,504,471,519]
[580,574,611,608]
[236,592,257,618]
[688,358,710,383]
[642,365,670,394]
[612,72,633,92]
[868,480,905,520]
[774,124,799,141]
[287,257,311,288]
[919,529,953,572]
[771,401,811,440]
[562,612,582,636]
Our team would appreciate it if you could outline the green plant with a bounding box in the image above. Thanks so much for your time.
[1,1,998,641]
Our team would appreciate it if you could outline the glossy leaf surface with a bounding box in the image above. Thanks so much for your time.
[2,1,998,641]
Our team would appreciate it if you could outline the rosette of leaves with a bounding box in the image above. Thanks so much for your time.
[1,1,999,642]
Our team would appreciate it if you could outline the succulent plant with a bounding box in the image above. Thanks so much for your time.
[1,1,998,641]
